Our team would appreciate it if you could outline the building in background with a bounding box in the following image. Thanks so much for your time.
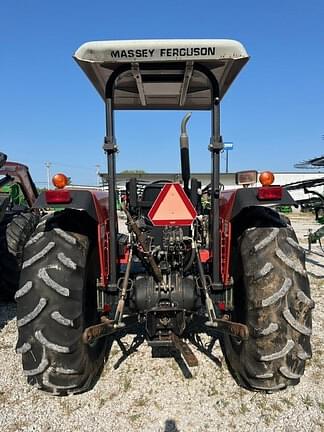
[98,171,324,202]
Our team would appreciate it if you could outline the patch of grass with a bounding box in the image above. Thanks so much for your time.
[271,402,284,413]
[239,403,249,415]
[133,397,148,408]
[59,400,80,416]
[153,400,161,411]
[311,351,323,368]
[98,397,106,408]
[0,391,6,404]
[281,397,294,408]
[212,399,230,409]
[7,421,29,432]
[239,388,246,398]
[122,375,132,392]
[301,394,313,408]
[263,415,272,426]
[318,402,324,413]
[129,413,141,423]
[207,385,218,397]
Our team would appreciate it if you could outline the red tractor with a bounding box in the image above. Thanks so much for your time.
[16,39,313,395]
[0,153,39,301]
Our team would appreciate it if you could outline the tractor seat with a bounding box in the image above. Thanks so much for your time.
[126,177,201,217]
[126,178,168,216]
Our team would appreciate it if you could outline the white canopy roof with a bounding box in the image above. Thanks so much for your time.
[74,39,249,110]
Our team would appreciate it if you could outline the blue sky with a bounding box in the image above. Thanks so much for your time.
[0,0,323,186]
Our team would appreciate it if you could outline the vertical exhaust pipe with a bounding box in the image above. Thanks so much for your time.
[180,112,191,196]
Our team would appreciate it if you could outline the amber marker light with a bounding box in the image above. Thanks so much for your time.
[259,171,275,187]
[46,173,71,204]
[52,173,69,189]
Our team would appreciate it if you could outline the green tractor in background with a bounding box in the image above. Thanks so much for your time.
[0,152,39,301]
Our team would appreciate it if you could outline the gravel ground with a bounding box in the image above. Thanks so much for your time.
[0,213,323,432]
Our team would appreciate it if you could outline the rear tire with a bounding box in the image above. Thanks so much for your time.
[221,226,314,392]
[0,212,39,301]
[16,213,105,395]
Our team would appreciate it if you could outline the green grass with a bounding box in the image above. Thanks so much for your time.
[239,403,249,414]
[133,397,148,408]
[271,402,284,413]
[129,413,141,423]
[122,375,132,392]
[207,385,219,397]
[301,394,313,408]
[281,397,294,408]
[318,402,324,413]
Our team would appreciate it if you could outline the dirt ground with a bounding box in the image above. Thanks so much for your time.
[0,212,323,432]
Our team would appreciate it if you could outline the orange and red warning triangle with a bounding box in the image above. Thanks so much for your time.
[148,183,197,226]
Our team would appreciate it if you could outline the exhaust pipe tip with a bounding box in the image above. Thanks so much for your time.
[180,113,192,195]
[180,112,192,147]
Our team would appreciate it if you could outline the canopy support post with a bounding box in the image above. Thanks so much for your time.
[209,97,223,289]
[103,97,118,290]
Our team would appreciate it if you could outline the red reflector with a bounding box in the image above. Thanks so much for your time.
[257,186,283,201]
[199,249,210,263]
[45,190,72,204]
[217,301,226,312]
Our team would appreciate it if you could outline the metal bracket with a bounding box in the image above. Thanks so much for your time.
[179,61,194,106]
[209,135,224,152]
[132,63,146,106]
[103,136,118,154]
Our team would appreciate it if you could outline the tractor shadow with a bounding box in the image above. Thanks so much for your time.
[104,324,222,379]
[0,301,16,331]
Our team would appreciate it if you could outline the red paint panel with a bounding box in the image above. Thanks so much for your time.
[219,189,238,220]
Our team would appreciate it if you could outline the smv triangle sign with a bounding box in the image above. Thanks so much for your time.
[148,183,197,226]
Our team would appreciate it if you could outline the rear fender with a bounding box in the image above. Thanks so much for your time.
[220,187,295,221]
[34,189,109,286]
[218,187,294,284]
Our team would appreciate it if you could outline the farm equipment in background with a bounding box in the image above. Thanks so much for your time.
[308,226,324,254]
[16,39,313,395]
[285,177,324,252]
[285,177,324,222]
[291,153,324,222]
[0,153,39,301]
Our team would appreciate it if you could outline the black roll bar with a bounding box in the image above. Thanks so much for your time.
[104,62,222,289]
[194,63,223,288]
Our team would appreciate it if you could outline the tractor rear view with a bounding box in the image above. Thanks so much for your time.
[16,40,313,395]
[0,153,39,301]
